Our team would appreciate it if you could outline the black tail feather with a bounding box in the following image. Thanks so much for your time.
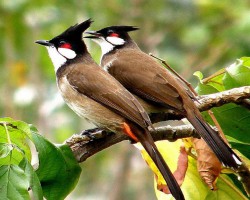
[187,113,242,169]
[139,136,185,200]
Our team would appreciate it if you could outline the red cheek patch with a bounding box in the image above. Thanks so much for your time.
[60,43,72,49]
[110,33,119,37]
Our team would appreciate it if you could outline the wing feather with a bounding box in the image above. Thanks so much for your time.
[66,64,152,129]
[106,50,185,111]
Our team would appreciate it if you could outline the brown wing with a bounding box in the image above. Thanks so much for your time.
[66,63,152,129]
[106,49,185,111]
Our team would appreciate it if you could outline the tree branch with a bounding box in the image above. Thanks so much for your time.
[65,86,250,162]
[197,86,250,111]
[66,124,199,162]
[148,86,250,123]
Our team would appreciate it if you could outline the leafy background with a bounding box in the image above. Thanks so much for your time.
[1,0,250,199]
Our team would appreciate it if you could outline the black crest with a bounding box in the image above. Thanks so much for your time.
[50,19,93,43]
[97,25,139,35]
[46,19,93,54]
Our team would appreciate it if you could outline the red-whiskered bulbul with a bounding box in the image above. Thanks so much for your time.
[35,19,185,200]
[85,26,242,170]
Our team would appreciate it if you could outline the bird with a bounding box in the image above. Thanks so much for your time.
[85,25,242,170]
[35,19,185,200]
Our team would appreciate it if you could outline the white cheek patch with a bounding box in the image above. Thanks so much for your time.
[58,48,77,59]
[46,46,67,72]
[106,36,125,45]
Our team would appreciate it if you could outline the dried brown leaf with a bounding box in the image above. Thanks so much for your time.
[192,138,222,190]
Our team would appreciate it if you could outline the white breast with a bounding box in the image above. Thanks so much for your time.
[47,46,67,72]
[57,76,124,131]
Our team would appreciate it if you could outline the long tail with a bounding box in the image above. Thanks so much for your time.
[186,110,242,169]
[138,132,185,200]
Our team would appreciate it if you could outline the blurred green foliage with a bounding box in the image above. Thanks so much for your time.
[1,0,250,199]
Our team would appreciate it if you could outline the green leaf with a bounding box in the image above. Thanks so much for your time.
[230,142,250,160]
[194,69,226,92]
[0,118,32,162]
[226,136,250,146]
[193,58,250,196]
[195,81,219,95]
[0,117,32,139]
[206,71,225,91]
[0,165,30,200]
[224,60,250,89]
[210,104,250,143]
[31,131,81,200]
[19,158,43,200]
[0,143,13,159]
[193,71,203,81]
[205,175,248,200]
[241,57,250,67]
[0,139,25,166]
[194,58,250,155]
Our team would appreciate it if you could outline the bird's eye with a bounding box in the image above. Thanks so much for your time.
[59,41,72,49]
[109,33,119,37]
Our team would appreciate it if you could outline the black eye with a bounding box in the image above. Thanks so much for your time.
[107,30,113,34]
[59,41,66,45]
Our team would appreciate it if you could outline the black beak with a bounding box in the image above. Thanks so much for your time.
[35,40,53,46]
[84,31,101,39]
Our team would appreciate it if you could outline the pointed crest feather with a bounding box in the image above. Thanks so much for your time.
[52,19,93,40]
[97,25,139,33]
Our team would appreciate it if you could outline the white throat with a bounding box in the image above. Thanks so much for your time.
[92,37,125,57]
[93,38,115,56]
[46,46,76,72]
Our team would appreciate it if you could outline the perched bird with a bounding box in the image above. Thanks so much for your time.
[85,25,242,170]
[36,19,185,200]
